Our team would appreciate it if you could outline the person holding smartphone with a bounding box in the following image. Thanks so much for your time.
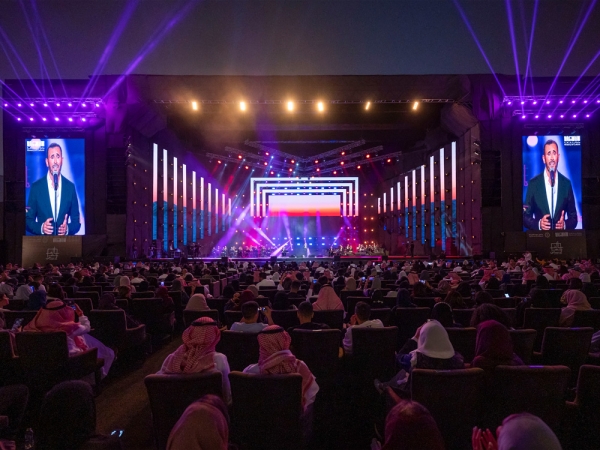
[230,302,274,332]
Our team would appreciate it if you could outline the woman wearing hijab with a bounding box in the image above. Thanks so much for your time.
[120,275,137,293]
[13,284,32,301]
[155,286,175,313]
[97,292,140,329]
[167,394,229,450]
[25,290,47,311]
[343,277,358,291]
[472,412,561,450]
[441,291,467,310]
[312,285,344,311]
[470,304,513,329]
[37,380,119,450]
[559,289,592,327]
[160,317,231,403]
[185,294,210,312]
[170,278,190,304]
[379,320,463,396]
[243,325,319,410]
[112,275,122,292]
[24,300,114,378]
[373,399,445,450]
[472,320,523,372]
[393,288,416,310]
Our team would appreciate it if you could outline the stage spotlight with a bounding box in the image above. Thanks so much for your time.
[387,159,391,163]
[520,101,525,105]
[270,171,274,175]
[238,155,242,159]
[533,101,537,105]
[287,101,294,112]
[573,114,577,118]
[534,115,539,119]
[217,160,222,164]
[291,160,295,163]
[314,160,318,164]
[264,162,268,166]
[560,115,564,118]
[333,171,337,175]
[30,103,34,107]
[54,117,59,122]
[95,103,100,107]
[413,101,419,110]
[357,165,361,169]
[42,117,47,121]
[191,101,199,111]
[17,103,22,107]
[548,115,552,119]
[68,117,73,122]
[521,115,526,119]
[340,162,344,165]
[245,166,249,169]
[507,101,512,105]
[16,117,21,121]
[365,101,371,110]
[559,100,564,104]
[317,101,324,112]
[265,152,269,156]
[586,114,591,118]
[546,100,550,104]
[81,118,86,122]
[68,102,72,107]
[240,101,246,111]
[316,168,320,172]
[43,103,48,107]
[572,100,576,104]
[2,103,6,107]
[288,168,293,172]
[56,103,60,107]
[29,117,33,121]
[82,103,87,107]
[366,154,370,159]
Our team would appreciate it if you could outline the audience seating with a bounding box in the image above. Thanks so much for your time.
[69,298,93,316]
[215,331,259,372]
[223,311,243,329]
[412,297,437,309]
[182,309,219,328]
[410,368,485,450]
[115,298,129,311]
[4,299,27,311]
[370,308,392,326]
[130,298,175,339]
[206,298,228,319]
[131,292,155,299]
[523,308,562,351]
[485,365,570,431]
[346,297,369,316]
[572,310,600,331]
[493,296,519,308]
[535,289,565,308]
[15,331,104,391]
[229,372,303,450]
[0,330,20,385]
[73,291,100,308]
[350,327,398,381]
[588,297,600,309]
[501,308,517,327]
[452,309,474,327]
[88,310,147,354]
[533,327,594,385]
[567,365,600,450]
[290,329,342,385]
[445,327,476,363]
[508,329,537,364]
[2,311,37,330]
[340,290,364,309]
[144,372,223,450]
[271,310,300,330]
[392,308,430,348]
[312,310,344,331]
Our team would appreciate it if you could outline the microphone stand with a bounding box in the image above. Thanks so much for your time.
[53,173,58,235]
[551,185,554,230]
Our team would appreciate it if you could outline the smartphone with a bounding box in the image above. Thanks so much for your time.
[29,285,34,293]
[313,279,317,284]
[361,277,366,281]
[71,305,77,311]
[11,318,23,332]
[419,280,425,284]
[504,293,510,298]
[160,281,165,286]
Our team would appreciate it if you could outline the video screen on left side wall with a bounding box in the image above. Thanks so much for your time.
[25,138,86,235]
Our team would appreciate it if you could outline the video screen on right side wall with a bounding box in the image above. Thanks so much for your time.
[522,135,582,231]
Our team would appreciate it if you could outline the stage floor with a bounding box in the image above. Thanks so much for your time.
[147,255,467,264]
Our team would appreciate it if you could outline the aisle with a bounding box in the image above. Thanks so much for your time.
[95,338,182,450]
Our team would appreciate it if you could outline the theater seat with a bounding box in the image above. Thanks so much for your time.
[523,308,561,351]
[312,310,344,331]
[290,329,341,385]
[229,371,303,450]
[88,310,147,354]
[508,329,537,364]
[445,327,476,363]
[567,365,600,450]
[215,331,259,372]
[182,309,220,328]
[145,372,223,450]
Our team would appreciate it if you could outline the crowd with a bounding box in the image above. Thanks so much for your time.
[0,253,598,449]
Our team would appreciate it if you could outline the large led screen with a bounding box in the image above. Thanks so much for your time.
[522,135,582,231]
[25,138,85,235]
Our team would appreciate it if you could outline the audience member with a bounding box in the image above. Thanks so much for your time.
[230,301,274,332]
[470,303,513,329]
[170,279,190,305]
[288,301,330,332]
[13,284,32,301]
[430,302,461,328]
[393,288,416,309]
[559,289,591,327]
[272,291,295,310]
[243,325,319,410]
[185,293,210,311]
[155,286,175,313]
[97,292,140,328]
[472,320,523,372]
[160,317,231,403]
[24,290,47,311]
[166,395,229,450]
[313,286,344,311]
[343,301,384,355]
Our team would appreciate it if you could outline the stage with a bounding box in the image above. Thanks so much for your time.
[146,255,469,265]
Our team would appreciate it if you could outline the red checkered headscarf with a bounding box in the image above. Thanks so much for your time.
[24,300,88,351]
[164,317,220,374]
[257,326,315,408]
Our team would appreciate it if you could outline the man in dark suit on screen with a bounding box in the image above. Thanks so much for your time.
[523,139,577,230]
[26,143,81,235]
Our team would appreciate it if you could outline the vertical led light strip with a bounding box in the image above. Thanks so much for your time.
[378,197,381,214]
[208,183,211,237]
[390,187,393,213]
[430,156,435,245]
[215,188,219,235]
[173,157,178,249]
[228,198,232,229]
[404,176,409,238]
[440,148,446,252]
[200,177,204,239]
[182,165,187,246]
[397,181,401,234]
[412,170,416,241]
[152,144,157,241]
[222,193,225,232]
[452,141,457,248]
[421,165,425,244]
[192,172,197,243]
[383,193,386,213]
[163,149,168,252]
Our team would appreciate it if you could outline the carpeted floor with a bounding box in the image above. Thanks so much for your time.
[95,338,182,450]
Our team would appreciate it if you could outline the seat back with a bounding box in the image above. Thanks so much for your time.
[412,297,436,309]
[312,310,344,331]
[508,329,537,364]
[5,299,27,311]
[411,368,485,450]
[445,328,476,363]
[493,297,519,308]
[452,309,474,327]
[75,291,100,308]
[370,308,392,326]
[486,365,570,431]
[0,330,14,360]
[88,310,128,348]
[182,309,219,328]
[223,311,243,329]
[501,308,517,327]
[2,310,37,329]
[290,329,342,384]
[485,289,505,298]
[340,290,364,309]
[131,292,155,299]
[229,372,303,450]
[392,308,430,348]
[346,297,370,316]
[572,310,600,331]
[572,365,600,449]
[207,298,228,319]
[131,298,167,323]
[215,331,259,371]
[535,289,564,308]
[352,327,398,380]
[523,308,561,351]
[68,298,93,316]
[541,327,594,383]
[15,331,69,370]
[144,372,223,450]
[271,310,300,330]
